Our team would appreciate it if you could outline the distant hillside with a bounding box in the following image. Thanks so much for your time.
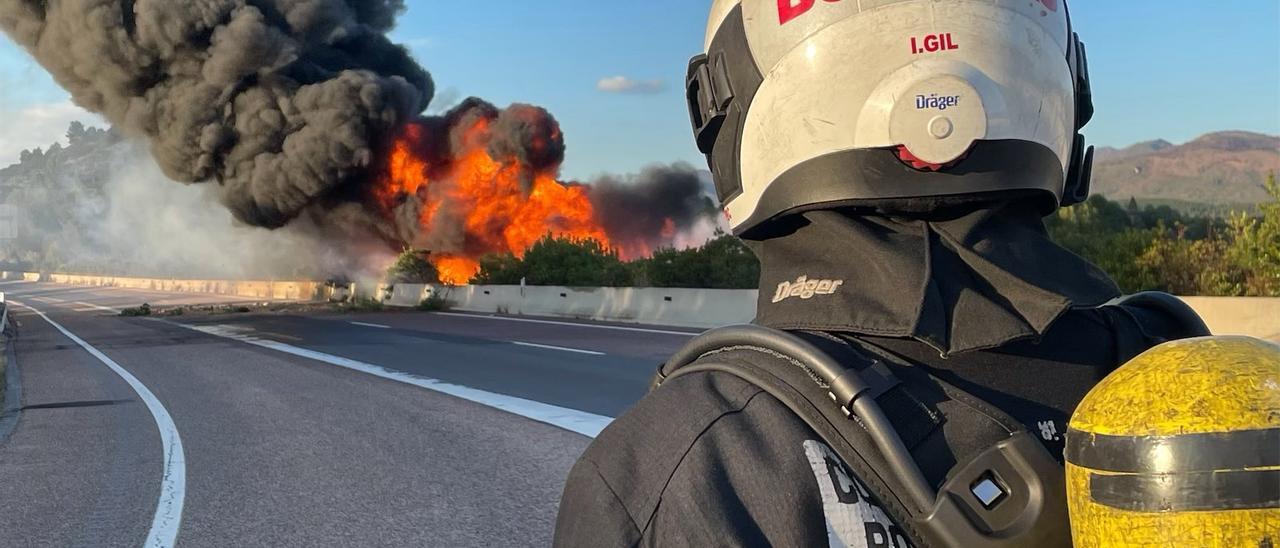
[1091,131,1279,206]
[0,124,130,272]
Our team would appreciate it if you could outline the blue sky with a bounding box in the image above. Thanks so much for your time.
[1,1,1277,179]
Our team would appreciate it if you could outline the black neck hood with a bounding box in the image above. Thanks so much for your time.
[748,202,1120,356]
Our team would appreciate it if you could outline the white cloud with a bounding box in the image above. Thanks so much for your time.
[596,76,665,95]
[0,101,105,167]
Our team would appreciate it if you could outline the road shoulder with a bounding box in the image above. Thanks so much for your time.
[0,312,21,444]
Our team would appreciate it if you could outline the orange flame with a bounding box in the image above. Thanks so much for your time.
[376,120,614,284]
[433,255,482,285]
[377,123,429,208]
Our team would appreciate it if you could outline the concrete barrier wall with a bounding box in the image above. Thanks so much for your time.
[442,284,757,327]
[387,284,429,307]
[1179,297,1280,342]
[398,285,756,329]
[14,271,1276,340]
[408,285,1278,340]
[12,272,327,302]
[379,284,756,329]
[0,272,42,282]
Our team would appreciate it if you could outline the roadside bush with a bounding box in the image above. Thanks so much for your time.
[632,235,759,289]
[386,248,439,284]
[472,252,525,285]
[347,297,384,312]
[473,235,632,287]
[1047,174,1280,296]
[1223,173,1280,295]
[471,234,760,289]
[417,294,453,312]
[522,236,632,286]
[120,303,152,317]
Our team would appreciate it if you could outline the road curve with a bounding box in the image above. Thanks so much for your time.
[0,282,690,546]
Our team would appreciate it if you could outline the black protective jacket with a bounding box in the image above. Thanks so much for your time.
[554,206,1202,547]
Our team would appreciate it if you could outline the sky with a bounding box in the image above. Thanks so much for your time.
[1,1,1277,180]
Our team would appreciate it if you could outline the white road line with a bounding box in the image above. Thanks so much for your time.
[511,341,605,356]
[32,297,65,304]
[349,321,392,329]
[176,323,613,438]
[11,301,185,548]
[432,312,700,337]
[75,302,120,313]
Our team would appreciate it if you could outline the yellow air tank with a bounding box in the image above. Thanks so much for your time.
[1065,336,1280,547]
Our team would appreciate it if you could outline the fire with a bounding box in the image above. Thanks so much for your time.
[377,123,429,210]
[433,255,482,286]
[375,118,614,285]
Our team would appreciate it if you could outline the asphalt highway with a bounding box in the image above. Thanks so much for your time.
[0,281,699,547]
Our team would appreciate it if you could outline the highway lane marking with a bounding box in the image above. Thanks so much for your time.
[511,341,605,356]
[431,312,701,337]
[208,324,302,342]
[10,301,186,548]
[75,302,121,313]
[349,321,392,329]
[177,323,613,438]
[32,297,66,304]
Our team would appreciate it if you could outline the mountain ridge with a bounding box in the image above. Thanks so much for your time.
[1090,130,1278,205]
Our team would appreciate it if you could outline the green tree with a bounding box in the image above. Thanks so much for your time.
[67,121,86,146]
[1223,172,1280,296]
[386,248,439,284]
[633,235,760,289]
[471,252,525,285]
[1136,227,1241,296]
[1046,196,1158,292]
[520,236,632,287]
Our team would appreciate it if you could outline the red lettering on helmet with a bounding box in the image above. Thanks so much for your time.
[778,0,816,24]
[778,0,844,25]
[910,33,959,54]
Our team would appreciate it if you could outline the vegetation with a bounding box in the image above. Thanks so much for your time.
[473,236,632,287]
[417,294,453,312]
[471,174,1278,297]
[385,249,439,284]
[120,303,153,317]
[1129,198,1259,219]
[1045,173,1279,296]
[345,297,385,312]
[471,234,759,289]
[629,235,759,289]
[471,253,526,285]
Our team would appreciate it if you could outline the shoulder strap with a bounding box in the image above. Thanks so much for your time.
[653,325,1070,548]
[1109,291,1211,338]
[1102,291,1212,363]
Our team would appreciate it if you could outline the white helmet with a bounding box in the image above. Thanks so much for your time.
[689,0,1095,236]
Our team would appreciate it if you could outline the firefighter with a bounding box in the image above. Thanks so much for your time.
[554,1,1216,546]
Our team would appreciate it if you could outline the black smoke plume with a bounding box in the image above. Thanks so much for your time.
[0,1,722,271]
[585,164,720,251]
[0,0,430,228]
